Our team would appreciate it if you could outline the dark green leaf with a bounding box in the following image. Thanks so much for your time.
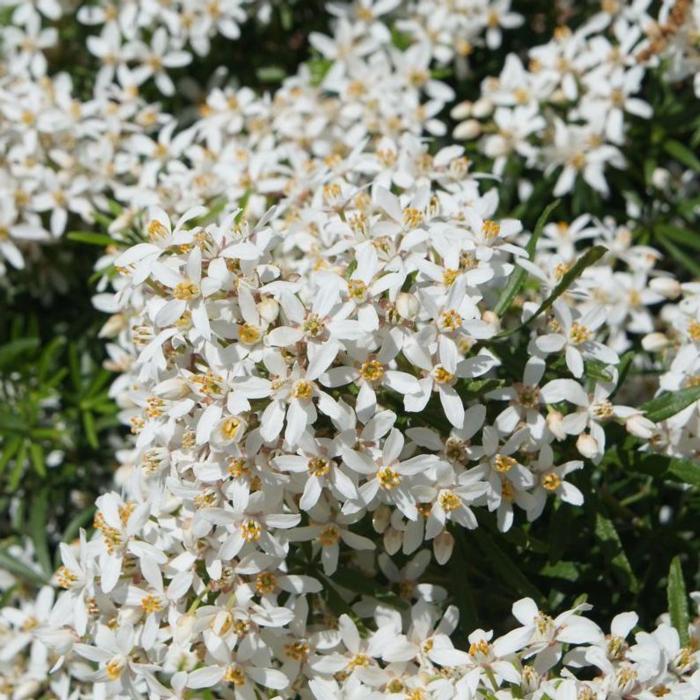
[667,556,690,646]
[640,385,700,423]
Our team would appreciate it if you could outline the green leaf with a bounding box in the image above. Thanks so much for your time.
[664,139,700,171]
[640,385,700,423]
[539,561,579,582]
[82,411,99,449]
[29,490,52,576]
[658,234,700,277]
[29,443,46,477]
[67,231,114,246]
[654,224,700,252]
[473,529,541,600]
[0,338,39,370]
[595,514,639,593]
[256,65,285,83]
[494,199,560,316]
[667,556,690,646]
[0,548,47,585]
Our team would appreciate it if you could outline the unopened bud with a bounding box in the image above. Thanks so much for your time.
[471,97,493,118]
[450,100,472,120]
[453,119,481,140]
[651,167,671,190]
[396,292,419,320]
[642,332,669,352]
[434,530,454,565]
[257,298,279,324]
[649,277,681,299]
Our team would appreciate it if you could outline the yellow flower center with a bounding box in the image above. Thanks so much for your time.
[541,472,561,491]
[105,659,123,681]
[308,457,331,477]
[319,525,340,546]
[221,417,242,440]
[348,279,368,301]
[284,640,310,661]
[292,379,314,400]
[141,593,163,614]
[255,572,277,594]
[432,365,454,384]
[439,309,463,331]
[173,280,199,300]
[377,465,401,490]
[482,219,501,239]
[223,665,246,686]
[494,454,516,472]
[240,520,262,542]
[569,322,591,345]
[238,323,261,345]
[360,359,385,382]
[439,491,461,512]
[403,207,424,228]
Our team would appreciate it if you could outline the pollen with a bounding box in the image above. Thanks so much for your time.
[494,454,516,472]
[308,456,331,477]
[469,639,490,656]
[347,653,371,669]
[319,524,340,546]
[403,207,424,228]
[516,383,540,408]
[593,400,614,419]
[439,490,461,512]
[439,309,463,331]
[105,659,123,681]
[360,359,385,382]
[541,472,561,491]
[240,519,262,542]
[432,365,454,384]
[442,268,459,286]
[348,279,368,301]
[569,322,591,345]
[221,416,242,440]
[56,566,78,588]
[141,593,163,614]
[238,323,261,345]
[482,219,501,239]
[292,379,314,400]
[303,314,326,337]
[285,640,310,661]
[377,465,401,490]
[223,665,246,686]
[255,572,277,594]
[687,320,700,341]
[173,280,199,300]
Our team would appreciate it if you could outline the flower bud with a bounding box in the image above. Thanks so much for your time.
[396,292,419,320]
[372,504,391,533]
[641,332,668,352]
[546,410,566,440]
[471,97,493,118]
[649,277,681,299]
[576,432,599,460]
[383,526,402,555]
[434,530,454,565]
[450,100,472,120]
[626,414,656,438]
[257,298,279,324]
[453,119,481,140]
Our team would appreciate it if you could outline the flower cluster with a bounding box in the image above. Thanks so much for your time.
[452,0,700,198]
[1,0,700,699]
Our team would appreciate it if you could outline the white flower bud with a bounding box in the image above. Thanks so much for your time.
[450,100,472,119]
[434,530,454,565]
[257,298,279,324]
[546,410,566,441]
[396,292,419,320]
[649,277,681,299]
[471,97,493,118]
[383,526,402,555]
[372,504,391,533]
[626,414,656,438]
[453,119,481,140]
[576,433,599,460]
[641,332,669,352]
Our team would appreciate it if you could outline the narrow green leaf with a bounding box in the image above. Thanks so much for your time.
[667,556,690,646]
[0,435,22,475]
[664,139,700,171]
[82,411,99,449]
[0,338,39,369]
[8,440,27,492]
[658,234,700,277]
[473,530,541,600]
[595,514,639,593]
[654,224,700,252]
[640,385,700,423]
[62,505,96,545]
[29,490,52,576]
[29,443,46,477]
[494,199,560,316]
[67,231,114,246]
[0,549,48,585]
